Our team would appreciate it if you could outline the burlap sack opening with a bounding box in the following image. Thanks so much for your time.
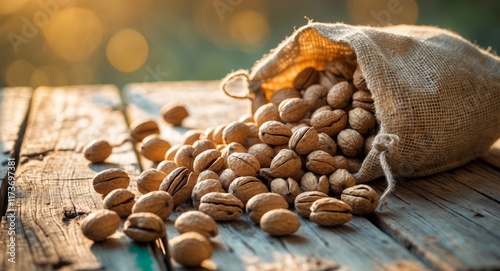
[222,22,500,204]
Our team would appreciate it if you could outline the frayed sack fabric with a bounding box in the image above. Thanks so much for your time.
[221,23,500,205]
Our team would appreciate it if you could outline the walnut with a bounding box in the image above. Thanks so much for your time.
[248,143,274,168]
[102,188,135,218]
[352,90,374,112]
[130,118,160,142]
[192,139,216,157]
[302,84,329,111]
[269,149,301,178]
[306,150,337,175]
[337,129,364,157]
[174,210,218,238]
[289,126,319,156]
[211,124,226,144]
[193,149,224,174]
[254,103,281,127]
[352,65,366,91]
[346,158,363,173]
[221,142,247,167]
[199,192,244,221]
[141,135,171,162]
[270,88,301,105]
[259,121,292,146]
[348,107,376,135]
[227,152,260,177]
[197,170,220,183]
[314,132,337,156]
[219,168,238,191]
[92,168,130,195]
[311,109,347,136]
[300,172,329,195]
[191,179,223,209]
[81,209,120,241]
[364,135,375,156]
[159,166,196,206]
[309,197,352,226]
[223,121,249,145]
[170,232,213,267]
[160,103,189,126]
[165,144,182,161]
[181,129,203,145]
[157,160,177,175]
[328,169,355,197]
[246,192,289,223]
[278,98,309,123]
[137,168,167,194]
[270,177,300,204]
[333,155,349,171]
[294,191,328,218]
[319,71,339,89]
[83,139,112,163]
[132,190,174,220]
[327,81,354,109]
[324,60,355,81]
[260,209,300,236]
[294,67,319,90]
[228,176,268,205]
[174,145,196,172]
[123,212,165,242]
[341,184,379,215]
[243,122,262,148]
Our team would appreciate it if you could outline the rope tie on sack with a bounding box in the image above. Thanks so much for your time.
[220,70,252,100]
[372,133,399,210]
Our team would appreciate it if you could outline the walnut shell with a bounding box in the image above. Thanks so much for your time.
[212,124,226,144]
[337,129,364,157]
[328,169,355,196]
[294,67,319,90]
[244,122,262,148]
[300,172,329,195]
[193,149,224,174]
[254,103,281,127]
[269,149,301,178]
[130,118,160,142]
[157,160,177,175]
[175,210,218,238]
[246,192,289,224]
[348,107,376,135]
[324,60,355,81]
[228,176,268,205]
[199,192,244,221]
[364,135,375,156]
[161,103,189,126]
[83,139,112,163]
[352,90,374,112]
[192,139,216,157]
[170,232,213,267]
[346,158,363,173]
[314,132,337,156]
[294,191,328,218]
[223,121,249,145]
[174,145,196,172]
[132,190,174,220]
[309,197,352,226]
[341,184,379,215]
[260,209,300,236]
[219,168,238,191]
[333,155,349,171]
[123,212,165,242]
[289,126,319,156]
[352,65,366,91]
[259,121,292,146]
[319,71,339,89]
[81,209,120,241]
[311,109,347,136]
[270,177,300,204]
[92,168,130,195]
[191,179,223,209]
[302,84,329,111]
[278,98,309,123]
[306,150,337,175]
[165,144,182,161]
[137,168,167,194]
[102,188,135,218]
[197,170,220,183]
[327,81,354,109]
[221,142,247,167]
[159,166,196,206]
[227,152,260,177]
[141,135,171,162]
[181,129,203,145]
[248,143,274,168]
[270,88,301,105]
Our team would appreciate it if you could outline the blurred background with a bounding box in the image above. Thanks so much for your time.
[1,0,499,89]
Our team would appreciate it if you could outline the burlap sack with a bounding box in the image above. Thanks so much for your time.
[221,23,500,204]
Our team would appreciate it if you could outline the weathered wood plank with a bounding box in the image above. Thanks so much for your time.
[0,88,32,216]
[371,159,500,271]
[124,81,429,271]
[124,81,250,170]
[0,86,163,271]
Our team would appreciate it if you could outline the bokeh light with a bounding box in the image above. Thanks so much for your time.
[230,10,270,48]
[347,0,419,26]
[5,60,35,87]
[43,7,104,62]
[106,28,149,73]
[0,0,29,14]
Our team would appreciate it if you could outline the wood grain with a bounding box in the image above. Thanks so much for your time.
[0,86,163,271]
[371,159,500,271]
[125,82,429,271]
[0,88,32,216]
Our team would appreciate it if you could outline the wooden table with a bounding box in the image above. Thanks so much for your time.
[0,82,499,271]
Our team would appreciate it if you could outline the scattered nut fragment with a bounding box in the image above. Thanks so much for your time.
[157,160,177,175]
[341,184,379,215]
[170,232,213,267]
[132,191,174,220]
[102,188,135,218]
[124,212,166,242]
[175,211,218,238]
[246,192,289,224]
[309,197,352,227]
[191,179,223,208]
[248,143,274,168]
[83,139,112,163]
[294,67,319,91]
[130,118,160,142]
[306,150,337,175]
[269,149,301,178]
[270,177,300,204]
[199,192,244,221]
[227,152,260,177]
[337,129,364,157]
[141,135,171,162]
[159,166,196,206]
[161,103,189,126]
[260,209,300,236]
[259,121,292,146]
[92,168,130,195]
[300,172,329,195]
[228,176,268,205]
[328,169,355,197]
[294,191,328,218]
[136,168,167,194]
[81,209,120,241]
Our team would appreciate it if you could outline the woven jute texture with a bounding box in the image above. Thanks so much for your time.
[224,23,500,184]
